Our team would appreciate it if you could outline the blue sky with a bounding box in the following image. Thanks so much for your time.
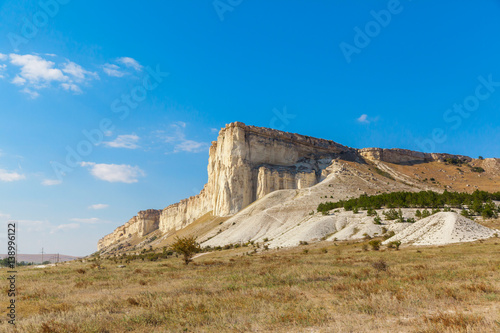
[0,0,499,256]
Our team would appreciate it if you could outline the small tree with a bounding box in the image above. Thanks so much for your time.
[170,236,200,265]
[397,208,404,223]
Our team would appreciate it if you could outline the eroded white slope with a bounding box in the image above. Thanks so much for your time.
[202,160,419,247]
[382,212,497,246]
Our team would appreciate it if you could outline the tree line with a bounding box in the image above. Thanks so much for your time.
[317,190,500,218]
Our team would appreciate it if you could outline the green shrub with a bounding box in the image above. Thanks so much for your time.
[421,209,431,218]
[387,241,401,250]
[383,209,399,220]
[368,240,382,251]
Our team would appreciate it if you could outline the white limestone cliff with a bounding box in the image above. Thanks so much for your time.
[97,122,482,251]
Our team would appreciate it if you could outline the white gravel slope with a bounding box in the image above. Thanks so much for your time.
[382,212,497,246]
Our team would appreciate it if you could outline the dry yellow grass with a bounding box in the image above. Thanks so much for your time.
[1,238,499,332]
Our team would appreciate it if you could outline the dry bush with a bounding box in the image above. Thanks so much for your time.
[75,268,86,274]
[371,259,388,272]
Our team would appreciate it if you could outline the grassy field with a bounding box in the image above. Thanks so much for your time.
[1,238,499,333]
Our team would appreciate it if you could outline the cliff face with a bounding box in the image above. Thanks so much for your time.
[207,122,352,216]
[97,122,479,251]
[358,148,472,164]
[97,209,161,249]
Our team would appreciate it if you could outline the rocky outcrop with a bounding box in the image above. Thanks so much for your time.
[97,122,480,251]
[359,148,472,164]
[97,209,161,249]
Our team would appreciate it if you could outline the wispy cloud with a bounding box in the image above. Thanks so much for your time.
[117,57,142,71]
[103,57,142,77]
[357,114,369,124]
[0,169,25,182]
[62,61,98,81]
[51,223,80,233]
[0,64,6,78]
[0,53,7,61]
[88,204,109,210]
[158,121,209,153]
[356,114,378,124]
[103,63,125,77]
[21,88,39,99]
[70,217,100,224]
[174,140,209,153]
[61,83,82,94]
[41,179,62,186]
[80,162,145,183]
[103,134,140,149]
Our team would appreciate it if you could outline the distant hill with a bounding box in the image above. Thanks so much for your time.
[0,253,81,264]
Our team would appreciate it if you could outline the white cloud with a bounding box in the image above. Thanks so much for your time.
[61,83,82,94]
[117,57,142,71]
[6,54,98,97]
[0,53,7,61]
[88,204,109,210]
[0,64,6,78]
[41,179,62,186]
[357,114,369,124]
[211,128,219,134]
[12,75,26,85]
[62,61,98,81]
[103,134,140,149]
[159,122,209,153]
[9,54,67,86]
[51,223,79,233]
[80,162,145,183]
[21,88,40,99]
[70,217,100,224]
[174,140,209,153]
[103,63,125,77]
[0,169,25,182]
